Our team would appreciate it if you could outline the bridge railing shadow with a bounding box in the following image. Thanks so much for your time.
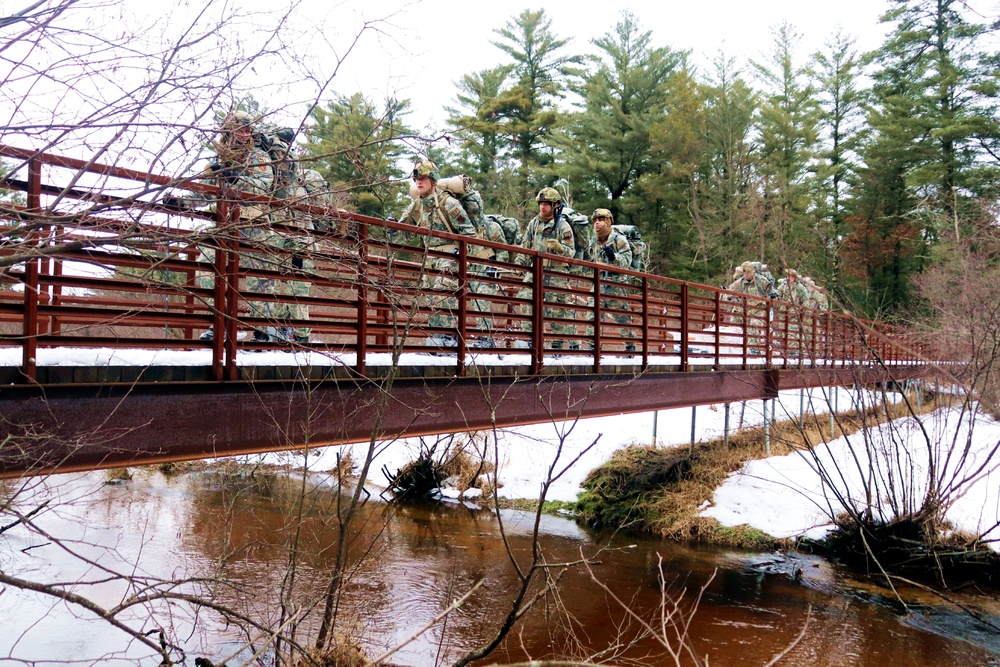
[0,144,930,384]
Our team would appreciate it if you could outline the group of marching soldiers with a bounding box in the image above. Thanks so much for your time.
[726,261,830,311]
[398,161,637,353]
[176,110,335,344]
[187,108,835,354]
[725,260,832,355]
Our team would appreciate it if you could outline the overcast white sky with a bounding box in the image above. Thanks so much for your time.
[316,0,898,131]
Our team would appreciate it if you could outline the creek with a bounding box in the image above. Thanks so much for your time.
[2,469,998,666]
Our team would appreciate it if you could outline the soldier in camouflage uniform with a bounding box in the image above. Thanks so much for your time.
[466,215,509,347]
[803,277,830,311]
[266,136,314,343]
[514,187,576,350]
[726,261,773,353]
[588,209,635,352]
[776,269,809,306]
[199,110,276,343]
[399,161,478,349]
[775,269,811,356]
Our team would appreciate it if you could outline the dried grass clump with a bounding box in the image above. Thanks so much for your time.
[439,445,494,494]
[294,635,370,667]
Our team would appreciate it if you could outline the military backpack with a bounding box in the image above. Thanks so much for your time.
[558,206,594,262]
[612,224,649,274]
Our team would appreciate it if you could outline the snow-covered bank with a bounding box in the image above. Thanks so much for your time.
[702,405,1000,547]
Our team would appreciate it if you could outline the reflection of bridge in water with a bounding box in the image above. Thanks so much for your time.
[0,145,934,477]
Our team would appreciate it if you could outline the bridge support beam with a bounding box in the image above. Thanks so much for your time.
[0,365,927,478]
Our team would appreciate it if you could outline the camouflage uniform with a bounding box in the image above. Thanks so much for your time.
[589,220,635,349]
[266,146,314,342]
[775,271,811,355]
[726,262,773,352]
[399,163,477,340]
[515,189,576,350]
[301,168,339,234]
[219,127,276,337]
[467,217,509,344]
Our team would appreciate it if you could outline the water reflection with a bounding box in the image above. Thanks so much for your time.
[3,471,998,666]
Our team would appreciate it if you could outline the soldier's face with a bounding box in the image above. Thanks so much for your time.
[414,175,435,197]
[539,201,554,221]
[594,216,611,235]
[743,269,754,281]
[231,125,251,146]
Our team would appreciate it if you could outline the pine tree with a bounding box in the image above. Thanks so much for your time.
[752,22,820,271]
[303,93,412,218]
[867,0,999,217]
[554,11,683,223]
[486,9,581,207]
[809,29,865,294]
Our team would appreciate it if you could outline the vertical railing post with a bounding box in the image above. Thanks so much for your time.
[456,242,468,375]
[356,223,369,376]
[208,201,228,382]
[223,203,241,381]
[641,276,650,369]
[20,156,42,383]
[741,295,749,370]
[183,246,198,341]
[680,283,689,371]
[593,268,602,373]
[714,291,722,370]
[764,298,773,367]
[530,255,545,374]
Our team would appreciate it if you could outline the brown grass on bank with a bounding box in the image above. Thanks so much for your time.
[588,392,944,549]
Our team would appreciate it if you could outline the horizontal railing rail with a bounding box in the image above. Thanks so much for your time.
[0,143,934,384]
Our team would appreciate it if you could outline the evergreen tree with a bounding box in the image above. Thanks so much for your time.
[682,53,760,284]
[303,93,412,218]
[845,0,1000,314]
[554,11,684,223]
[867,0,999,217]
[486,9,581,209]
[809,29,865,294]
[447,65,513,178]
[752,22,820,271]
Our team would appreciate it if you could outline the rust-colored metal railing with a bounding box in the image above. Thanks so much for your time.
[0,143,931,386]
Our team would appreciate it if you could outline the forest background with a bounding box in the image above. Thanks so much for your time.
[299,0,1000,321]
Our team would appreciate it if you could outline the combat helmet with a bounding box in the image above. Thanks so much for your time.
[221,109,255,130]
[591,208,613,222]
[535,187,562,204]
[411,161,440,181]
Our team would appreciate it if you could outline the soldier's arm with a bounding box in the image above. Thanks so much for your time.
[514,220,535,267]
[488,223,509,263]
[554,220,575,258]
[398,200,419,226]
[612,235,632,270]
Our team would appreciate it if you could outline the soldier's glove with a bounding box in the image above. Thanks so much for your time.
[486,266,499,279]
[543,238,563,252]
[219,167,241,183]
[602,245,616,263]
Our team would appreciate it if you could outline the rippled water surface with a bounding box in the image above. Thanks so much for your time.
[2,470,998,666]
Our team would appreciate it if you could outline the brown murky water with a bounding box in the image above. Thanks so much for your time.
[3,470,999,666]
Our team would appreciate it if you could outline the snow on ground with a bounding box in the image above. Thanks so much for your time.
[701,404,1000,546]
